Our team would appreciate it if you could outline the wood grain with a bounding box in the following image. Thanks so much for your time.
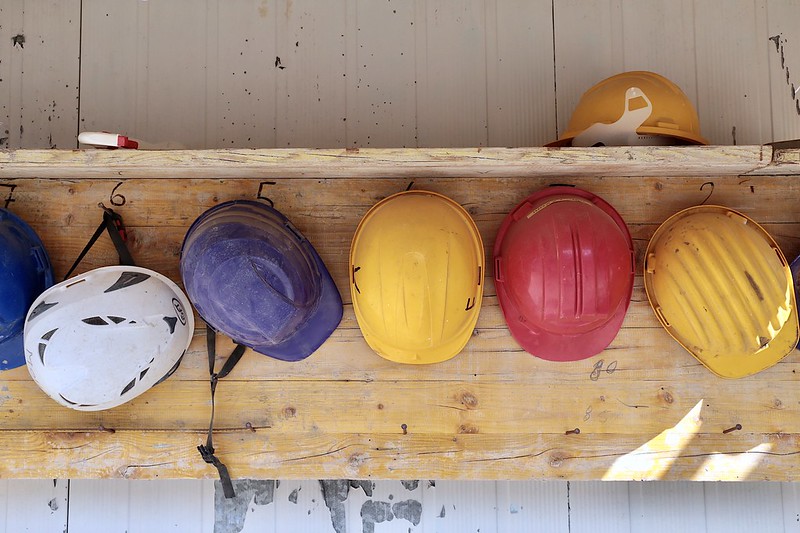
[3,146,800,480]
[0,146,783,179]
[2,430,798,481]
[3,377,800,435]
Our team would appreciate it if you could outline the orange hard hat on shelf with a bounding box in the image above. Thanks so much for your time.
[547,71,708,147]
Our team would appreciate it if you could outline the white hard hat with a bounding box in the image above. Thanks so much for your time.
[24,265,194,410]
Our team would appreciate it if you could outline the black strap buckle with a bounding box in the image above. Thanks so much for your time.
[63,204,135,281]
[100,203,127,242]
[197,444,217,464]
[197,444,236,498]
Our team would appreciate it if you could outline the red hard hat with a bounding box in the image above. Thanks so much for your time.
[493,186,634,361]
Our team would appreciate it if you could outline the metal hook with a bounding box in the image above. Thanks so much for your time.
[257,181,276,207]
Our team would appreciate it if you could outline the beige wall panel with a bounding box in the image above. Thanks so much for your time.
[693,0,773,145]
[0,0,80,149]
[345,0,416,148]
[415,0,489,147]
[767,1,800,143]
[81,1,211,148]
[210,0,279,149]
[276,0,347,148]
[486,0,556,147]
[552,0,624,138]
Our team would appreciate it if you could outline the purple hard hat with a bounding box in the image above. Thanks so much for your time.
[180,200,343,361]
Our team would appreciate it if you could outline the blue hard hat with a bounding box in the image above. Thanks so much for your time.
[180,200,343,361]
[0,209,54,370]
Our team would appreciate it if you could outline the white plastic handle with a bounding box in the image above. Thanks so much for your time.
[78,132,121,147]
[78,131,139,149]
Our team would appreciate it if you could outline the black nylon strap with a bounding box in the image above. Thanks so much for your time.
[200,326,246,499]
[64,205,135,280]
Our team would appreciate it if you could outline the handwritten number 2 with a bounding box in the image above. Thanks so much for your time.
[700,181,715,205]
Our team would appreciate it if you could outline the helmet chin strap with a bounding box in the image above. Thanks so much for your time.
[66,204,244,497]
[572,87,673,147]
[198,326,246,499]
[63,204,135,281]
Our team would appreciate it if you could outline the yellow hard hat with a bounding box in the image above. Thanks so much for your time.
[644,206,799,378]
[547,71,708,147]
[350,190,484,364]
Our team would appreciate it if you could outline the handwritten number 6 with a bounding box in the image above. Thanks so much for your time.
[110,182,126,207]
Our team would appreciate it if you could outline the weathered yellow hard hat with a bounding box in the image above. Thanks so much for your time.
[644,206,799,378]
[350,190,484,364]
[547,71,708,147]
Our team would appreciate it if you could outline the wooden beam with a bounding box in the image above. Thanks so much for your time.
[3,146,800,480]
[0,146,794,179]
[1,430,796,481]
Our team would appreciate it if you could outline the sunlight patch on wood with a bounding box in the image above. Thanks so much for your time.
[603,399,703,480]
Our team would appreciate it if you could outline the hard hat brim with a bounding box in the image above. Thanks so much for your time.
[501,300,628,362]
[249,251,343,362]
[545,127,708,147]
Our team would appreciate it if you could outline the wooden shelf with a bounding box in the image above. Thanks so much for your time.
[2,145,800,481]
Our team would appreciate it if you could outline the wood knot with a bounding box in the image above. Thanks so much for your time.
[377,403,384,410]
[661,390,674,404]
[654,182,663,191]
[283,406,297,418]
[774,399,784,409]
[458,424,479,434]
[348,453,367,468]
[459,392,478,409]
[549,454,565,468]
